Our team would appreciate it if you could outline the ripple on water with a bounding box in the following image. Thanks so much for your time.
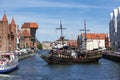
[0,51,119,80]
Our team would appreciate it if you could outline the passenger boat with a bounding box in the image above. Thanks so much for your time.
[0,52,19,73]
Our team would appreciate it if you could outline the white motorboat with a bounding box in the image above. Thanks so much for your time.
[0,52,18,73]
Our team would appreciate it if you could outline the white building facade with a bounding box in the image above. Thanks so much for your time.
[78,33,107,50]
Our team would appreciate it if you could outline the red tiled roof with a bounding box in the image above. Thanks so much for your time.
[2,13,8,22]
[22,29,31,37]
[22,22,38,28]
[81,33,106,39]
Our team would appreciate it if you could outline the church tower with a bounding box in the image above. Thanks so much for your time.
[0,13,9,51]
[9,18,17,51]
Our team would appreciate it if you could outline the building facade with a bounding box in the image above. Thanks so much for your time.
[67,40,78,49]
[77,33,109,50]
[21,22,38,48]
[109,7,120,48]
[0,13,17,52]
[0,13,39,51]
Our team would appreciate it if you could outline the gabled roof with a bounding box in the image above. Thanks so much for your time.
[2,13,8,22]
[22,22,38,29]
[81,33,106,39]
[22,29,31,37]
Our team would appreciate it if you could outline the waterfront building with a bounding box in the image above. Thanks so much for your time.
[43,39,78,50]
[21,22,38,48]
[67,40,78,49]
[109,7,120,48]
[0,13,39,51]
[41,41,53,49]
[17,29,25,49]
[0,13,17,52]
[77,33,109,50]
[9,18,17,51]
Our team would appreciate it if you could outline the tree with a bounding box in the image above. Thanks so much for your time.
[37,43,42,49]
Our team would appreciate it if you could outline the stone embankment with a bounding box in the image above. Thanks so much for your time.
[18,52,36,61]
[103,51,120,62]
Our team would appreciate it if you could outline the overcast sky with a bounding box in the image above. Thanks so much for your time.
[0,0,120,42]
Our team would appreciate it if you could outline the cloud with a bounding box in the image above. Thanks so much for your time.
[2,12,82,27]
[0,0,111,41]
[0,0,109,9]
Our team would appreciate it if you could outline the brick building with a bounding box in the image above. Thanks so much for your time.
[67,40,78,49]
[0,13,39,51]
[20,22,38,48]
[0,13,17,52]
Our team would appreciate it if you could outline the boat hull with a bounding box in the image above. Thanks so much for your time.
[0,64,19,74]
[0,52,19,74]
[40,54,101,64]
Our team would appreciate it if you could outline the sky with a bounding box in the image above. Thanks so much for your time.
[0,0,120,42]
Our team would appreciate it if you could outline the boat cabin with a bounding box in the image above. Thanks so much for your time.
[0,53,15,63]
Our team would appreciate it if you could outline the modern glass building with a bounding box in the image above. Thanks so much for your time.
[109,7,120,48]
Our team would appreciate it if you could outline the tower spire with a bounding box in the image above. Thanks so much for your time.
[11,17,16,26]
[2,13,8,22]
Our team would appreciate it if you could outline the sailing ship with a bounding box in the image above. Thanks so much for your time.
[40,20,102,64]
[0,52,18,73]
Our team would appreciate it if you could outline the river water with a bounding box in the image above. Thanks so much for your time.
[0,50,120,80]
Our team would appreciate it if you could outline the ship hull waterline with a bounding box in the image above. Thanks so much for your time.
[0,64,19,74]
[40,54,101,64]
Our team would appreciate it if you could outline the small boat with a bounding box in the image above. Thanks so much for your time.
[0,52,19,73]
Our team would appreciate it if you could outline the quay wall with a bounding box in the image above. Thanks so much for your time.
[103,53,120,62]
[18,52,35,61]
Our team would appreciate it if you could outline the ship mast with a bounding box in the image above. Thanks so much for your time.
[80,19,90,50]
[56,20,66,45]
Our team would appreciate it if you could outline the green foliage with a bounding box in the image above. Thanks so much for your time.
[37,43,42,49]
[110,47,116,51]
